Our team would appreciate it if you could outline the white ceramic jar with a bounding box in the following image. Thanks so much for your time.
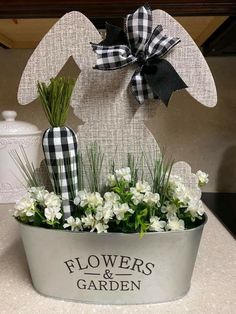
[0,110,41,203]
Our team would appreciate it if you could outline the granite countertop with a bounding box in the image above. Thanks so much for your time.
[0,204,235,314]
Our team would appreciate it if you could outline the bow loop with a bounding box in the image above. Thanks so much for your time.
[91,44,136,70]
[144,25,180,59]
[126,5,152,57]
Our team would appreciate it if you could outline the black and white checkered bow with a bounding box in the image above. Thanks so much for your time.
[91,5,187,105]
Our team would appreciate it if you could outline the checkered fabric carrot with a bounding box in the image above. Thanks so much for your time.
[38,77,78,218]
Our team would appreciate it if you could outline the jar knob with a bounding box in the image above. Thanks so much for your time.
[1,111,17,122]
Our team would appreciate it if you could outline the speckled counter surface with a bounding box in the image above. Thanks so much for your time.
[0,204,235,314]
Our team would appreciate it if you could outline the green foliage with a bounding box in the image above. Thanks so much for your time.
[109,179,153,237]
[145,151,174,206]
[10,146,42,188]
[77,152,84,191]
[37,77,75,127]
[127,153,139,186]
[84,143,104,193]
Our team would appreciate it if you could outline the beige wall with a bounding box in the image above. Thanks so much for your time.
[0,47,236,192]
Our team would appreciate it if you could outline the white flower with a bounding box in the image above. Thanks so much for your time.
[76,191,103,208]
[166,216,185,231]
[74,196,80,206]
[14,194,35,218]
[94,222,109,233]
[28,186,48,205]
[196,200,205,216]
[106,174,116,187]
[87,192,103,208]
[103,208,114,223]
[95,205,104,221]
[161,203,178,215]
[186,198,205,217]
[168,175,182,189]
[63,216,82,231]
[104,192,120,204]
[196,170,209,187]
[74,190,88,206]
[95,203,114,223]
[130,181,153,206]
[82,213,96,229]
[143,192,160,206]
[74,190,88,207]
[44,192,61,209]
[149,216,166,232]
[169,175,190,205]
[130,187,144,205]
[135,181,151,193]
[113,203,134,220]
[115,167,131,183]
[44,207,62,222]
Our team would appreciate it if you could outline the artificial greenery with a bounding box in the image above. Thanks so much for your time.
[13,143,207,236]
[84,143,104,193]
[127,153,139,186]
[144,151,174,206]
[37,77,75,127]
[10,146,42,188]
[77,152,84,191]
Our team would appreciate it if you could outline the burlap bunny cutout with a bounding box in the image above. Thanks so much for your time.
[17,7,217,192]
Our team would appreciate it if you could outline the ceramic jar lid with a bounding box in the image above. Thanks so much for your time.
[0,110,40,136]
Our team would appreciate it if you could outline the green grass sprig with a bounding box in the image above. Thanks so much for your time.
[144,150,174,206]
[77,152,84,191]
[10,146,41,188]
[37,77,75,127]
[127,153,139,186]
[84,143,104,193]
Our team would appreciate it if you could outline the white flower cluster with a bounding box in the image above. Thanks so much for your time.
[65,173,163,234]
[169,175,202,207]
[149,215,185,232]
[149,214,185,232]
[106,167,131,186]
[15,166,208,235]
[14,187,62,224]
[115,167,131,183]
[65,190,134,233]
[74,190,103,208]
[196,170,209,187]
[159,173,206,228]
[14,194,36,220]
[130,180,160,206]
[168,175,190,205]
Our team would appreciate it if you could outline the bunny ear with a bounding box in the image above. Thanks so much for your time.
[152,10,217,107]
[17,11,101,105]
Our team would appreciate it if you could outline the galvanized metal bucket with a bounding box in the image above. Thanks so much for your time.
[18,215,207,304]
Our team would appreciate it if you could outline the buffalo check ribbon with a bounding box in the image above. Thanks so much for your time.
[91,5,187,105]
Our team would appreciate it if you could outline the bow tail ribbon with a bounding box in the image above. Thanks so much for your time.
[130,57,188,105]
[142,57,188,105]
[131,68,157,104]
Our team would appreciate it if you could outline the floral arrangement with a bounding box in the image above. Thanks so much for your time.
[12,76,208,237]
[13,147,208,237]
